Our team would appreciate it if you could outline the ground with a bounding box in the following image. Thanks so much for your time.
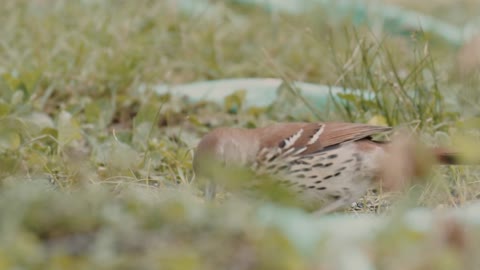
[0,0,480,269]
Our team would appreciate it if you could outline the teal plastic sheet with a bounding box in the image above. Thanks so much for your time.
[257,201,480,261]
[174,0,477,46]
[153,78,354,109]
[160,0,479,109]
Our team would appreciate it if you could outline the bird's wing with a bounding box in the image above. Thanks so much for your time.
[257,122,391,155]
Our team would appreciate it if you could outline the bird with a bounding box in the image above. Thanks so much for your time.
[193,122,459,214]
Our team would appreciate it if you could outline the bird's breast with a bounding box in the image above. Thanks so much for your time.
[251,141,386,208]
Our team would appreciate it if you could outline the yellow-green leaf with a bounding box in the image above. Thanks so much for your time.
[0,130,21,151]
[57,111,82,146]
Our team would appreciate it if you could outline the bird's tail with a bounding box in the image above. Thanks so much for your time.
[432,147,461,165]
[432,146,480,165]
[378,136,475,191]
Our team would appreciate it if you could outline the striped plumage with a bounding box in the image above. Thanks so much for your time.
[193,122,456,214]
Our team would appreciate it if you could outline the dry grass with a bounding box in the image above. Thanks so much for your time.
[0,0,480,269]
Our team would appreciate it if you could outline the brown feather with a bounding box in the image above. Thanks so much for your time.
[432,147,460,165]
[256,122,391,154]
[193,121,471,213]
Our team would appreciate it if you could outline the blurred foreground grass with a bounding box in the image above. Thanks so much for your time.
[1,0,480,269]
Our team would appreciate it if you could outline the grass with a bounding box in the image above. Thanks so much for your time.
[1,0,480,269]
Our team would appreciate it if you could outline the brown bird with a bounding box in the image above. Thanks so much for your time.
[193,122,459,214]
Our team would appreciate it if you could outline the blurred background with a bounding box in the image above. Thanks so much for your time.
[0,0,480,269]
